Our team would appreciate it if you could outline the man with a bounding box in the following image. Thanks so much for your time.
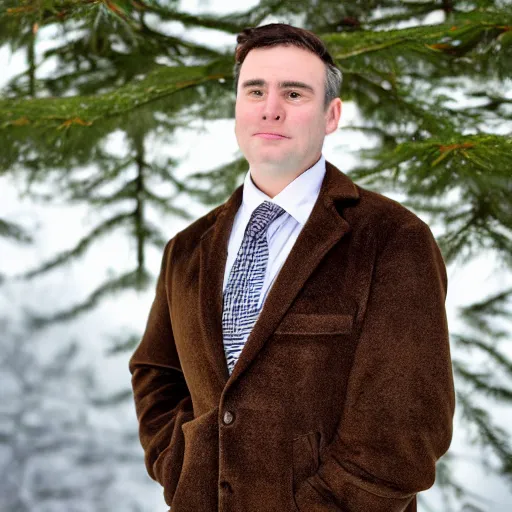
[129,23,455,512]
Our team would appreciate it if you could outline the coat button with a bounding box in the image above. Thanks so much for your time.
[223,411,234,425]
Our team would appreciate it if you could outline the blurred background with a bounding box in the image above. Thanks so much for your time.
[0,0,511,511]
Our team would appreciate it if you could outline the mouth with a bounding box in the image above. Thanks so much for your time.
[253,132,289,140]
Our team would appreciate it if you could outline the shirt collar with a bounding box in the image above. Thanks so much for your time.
[241,154,326,226]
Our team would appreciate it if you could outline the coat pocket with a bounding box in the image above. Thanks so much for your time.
[276,313,354,336]
[170,408,219,512]
[292,431,321,493]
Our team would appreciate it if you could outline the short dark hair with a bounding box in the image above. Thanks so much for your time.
[234,23,342,109]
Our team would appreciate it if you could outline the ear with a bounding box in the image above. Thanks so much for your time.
[325,98,342,136]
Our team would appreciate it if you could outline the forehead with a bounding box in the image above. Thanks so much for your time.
[239,45,326,87]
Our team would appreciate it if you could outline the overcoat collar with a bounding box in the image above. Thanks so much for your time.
[198,160,360,391]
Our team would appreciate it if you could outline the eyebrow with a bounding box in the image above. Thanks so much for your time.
[241,79,315,93]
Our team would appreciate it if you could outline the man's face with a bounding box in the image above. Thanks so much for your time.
[234,44,341,178]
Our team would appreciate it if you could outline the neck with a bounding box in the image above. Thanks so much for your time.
[249,154,322,198]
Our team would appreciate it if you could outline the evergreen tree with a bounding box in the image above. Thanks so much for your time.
[0,316,148,512]
[1,0,235,324]
[0,1,511,510]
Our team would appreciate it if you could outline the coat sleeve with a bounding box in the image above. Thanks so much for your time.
[293,219,456,512]
[129,237,194,494]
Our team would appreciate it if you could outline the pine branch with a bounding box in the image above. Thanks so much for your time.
[105,333,141,354]
[183,156,248,202]
[0,218,32,243]
[139,2,244,34]
[457,390,512,477]
[430,452,492,512]
[454,362,512,402]
[350,134,512,264]
[135,221,168,248]
[323,11,512,63]
[454,335,512,377]
[462,286,512,318]
[366,2,446,29]
[460,287,512,332]
[350,134,512,194]
[341,71,469,135]
[26,267,152,329]
[438,215,512,266]
[15,212,133,279]
[85,177,140,205]
[142,188,194,219]
[0,62,232,129]
[90,389,133,407]
[65,157,134,200]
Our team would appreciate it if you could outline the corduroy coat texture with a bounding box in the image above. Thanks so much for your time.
[129,161,456,512]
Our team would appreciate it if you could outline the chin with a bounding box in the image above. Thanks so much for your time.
[259,161,297,175]
[257,151,294,165]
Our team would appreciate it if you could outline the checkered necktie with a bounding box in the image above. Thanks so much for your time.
[222,200,286,375]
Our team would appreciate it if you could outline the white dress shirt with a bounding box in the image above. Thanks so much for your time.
[222,154,326,309]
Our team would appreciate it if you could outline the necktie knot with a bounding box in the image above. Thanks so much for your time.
[246,201,286,238]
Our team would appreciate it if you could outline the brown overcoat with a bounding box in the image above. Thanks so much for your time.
[129,161,455,512]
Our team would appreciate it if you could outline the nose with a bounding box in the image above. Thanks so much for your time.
[262,90,284,122]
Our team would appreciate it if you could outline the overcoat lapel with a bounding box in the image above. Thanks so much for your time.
[197,161,359,392]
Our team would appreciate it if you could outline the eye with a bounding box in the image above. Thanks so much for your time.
[288,91,301,99]
[248,89,263,97]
